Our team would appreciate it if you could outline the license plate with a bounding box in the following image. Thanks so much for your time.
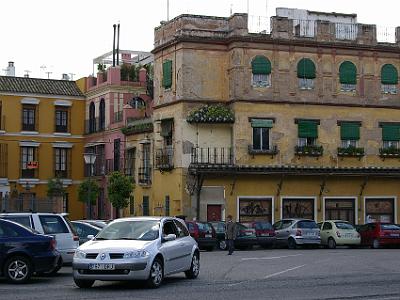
[391,234,399,237]
[89,263,115,270]
[344,233,353,238]
[306,232,316,237]
[205,234,212,238]
[260,233,269,237]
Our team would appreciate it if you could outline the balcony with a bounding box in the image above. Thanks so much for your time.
[191,147,233,165]
[138,167,152,185]
[105,158,125,174]
[54,169,71,179]
[295,145,323,157]
[21,168,38,179]
[248,145,279,157]
[337,147,365,158]
[0,116,5,131]
[0,144,7,177]
[22,123,36,132]
[156,147,174,171]
[84,156,106,177]
[113,111,123,123]
[55,124,68,133]
[379,147,400,158]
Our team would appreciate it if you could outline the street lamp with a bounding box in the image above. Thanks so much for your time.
[83,153,97,219]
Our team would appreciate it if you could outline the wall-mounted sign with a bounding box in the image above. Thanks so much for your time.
[27,161,39,169]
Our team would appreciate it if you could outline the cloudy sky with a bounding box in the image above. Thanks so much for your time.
[1,0,399,79]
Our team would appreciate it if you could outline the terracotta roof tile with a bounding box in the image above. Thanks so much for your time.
[0,76,84,97]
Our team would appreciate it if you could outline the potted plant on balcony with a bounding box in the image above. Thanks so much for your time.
[186,104,235,124]
[379,146,400,157]
[337,146,365,157]
[295,145,324,156]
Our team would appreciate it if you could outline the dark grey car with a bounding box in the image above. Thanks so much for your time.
[273,219,321,249]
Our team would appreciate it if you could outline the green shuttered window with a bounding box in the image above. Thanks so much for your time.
[339,61,357,84]
[251,56,271,75]
[298,120,318,138]
[297,58,316,79]
[163,60,172,89]
[382,125,400,141]
[251,119,273,128]
[381,64,398,85]
[341,123,360,140]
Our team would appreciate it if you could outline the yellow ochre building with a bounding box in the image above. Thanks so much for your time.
[137,9,400,225]
[0,73,86,219]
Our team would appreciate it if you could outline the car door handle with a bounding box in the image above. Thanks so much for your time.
[179,243,185,247]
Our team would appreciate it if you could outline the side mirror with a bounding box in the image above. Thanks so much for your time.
[87,235,94,240]
[163,234,176,242]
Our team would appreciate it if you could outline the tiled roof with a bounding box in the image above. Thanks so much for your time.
[0,76,84,97]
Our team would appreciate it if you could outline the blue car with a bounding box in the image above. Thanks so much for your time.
[0,219,60,283]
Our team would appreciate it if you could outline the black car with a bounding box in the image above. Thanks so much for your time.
[71,221,101,245]
[0,219,60,283]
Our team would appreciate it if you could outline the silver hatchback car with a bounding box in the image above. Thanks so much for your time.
[273,219,321,249]
[73,217,200,288]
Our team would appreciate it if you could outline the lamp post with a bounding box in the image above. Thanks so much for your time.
[84,153,97,219]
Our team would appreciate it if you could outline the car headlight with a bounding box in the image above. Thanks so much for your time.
[74,250,86,259]
[123,250,149,259]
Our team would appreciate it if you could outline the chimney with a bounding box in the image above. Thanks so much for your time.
[116,23,120,66]
[24,74,29,78]
[62,73,70,80]
[113,24,116,67]
[6,61,15,77]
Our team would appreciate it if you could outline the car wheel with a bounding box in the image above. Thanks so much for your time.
[328,238,336,249]
[185,252,200,279]
[219,240,227,250]
[147,258,164,288]
[372,239,380,249]
[74,278,95,288]
[4,256,33,284]
[288,238,297,250]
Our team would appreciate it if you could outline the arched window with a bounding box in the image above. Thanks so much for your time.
[99,98,105,131]
[297,58,316,90]
[89,102,96,133]
[251,56,271,87]
[381,64,398,94]
[339,61,357,92]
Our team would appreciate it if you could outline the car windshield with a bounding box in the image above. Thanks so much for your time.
[297,221,318,229]
[96,220,160,241]
[254,222,273,230]
[198,223,212,232]
[381,224,400,230]
[335,222,354,230]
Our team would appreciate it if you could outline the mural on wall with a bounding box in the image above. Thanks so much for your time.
[365,198,394,223]
[239,198,272,222]
[282,198,314,220]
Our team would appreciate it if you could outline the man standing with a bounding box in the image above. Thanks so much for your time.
[225,215,237,255]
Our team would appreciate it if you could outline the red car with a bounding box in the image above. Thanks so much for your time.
[186,221,217,251]
[241,221,276,248]
[358,222,400,248]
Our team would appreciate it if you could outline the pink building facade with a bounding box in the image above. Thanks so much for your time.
[84,53,153,219]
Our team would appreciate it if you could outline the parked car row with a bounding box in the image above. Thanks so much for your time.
[185,219,400,251]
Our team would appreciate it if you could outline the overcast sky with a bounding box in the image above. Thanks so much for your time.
[1,0,399,80]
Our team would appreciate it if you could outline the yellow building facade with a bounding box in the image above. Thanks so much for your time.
[139,12,400,225]
[0,76,86,219]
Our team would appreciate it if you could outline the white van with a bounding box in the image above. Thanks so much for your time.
[0,212,79,273]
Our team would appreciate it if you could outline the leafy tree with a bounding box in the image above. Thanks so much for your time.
[128,64,137,81]
[47,178,66,198]
[120,63,130,81]
[78,179,99,205]
[108,172,134,210]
